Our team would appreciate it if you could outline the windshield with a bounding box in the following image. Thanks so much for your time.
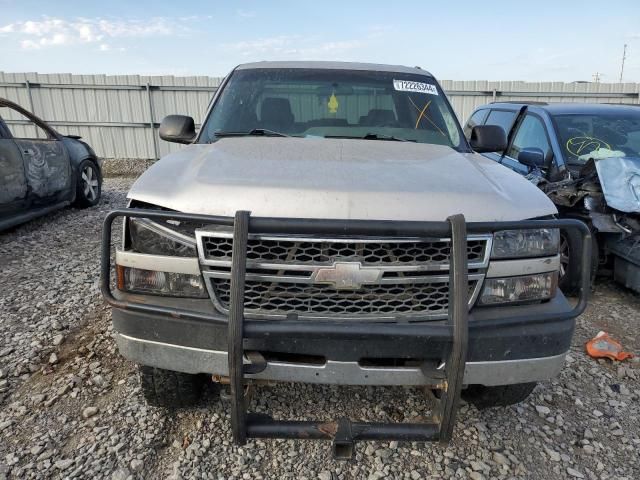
[553,112,640,164]
[199,68,464,149]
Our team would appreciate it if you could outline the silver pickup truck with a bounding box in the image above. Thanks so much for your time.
[101,61,590,458]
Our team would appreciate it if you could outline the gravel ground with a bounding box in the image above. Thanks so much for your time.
[0,177,638,480]
[99,158,155,178]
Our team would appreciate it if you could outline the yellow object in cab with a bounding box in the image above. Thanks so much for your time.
[328,92,339,114]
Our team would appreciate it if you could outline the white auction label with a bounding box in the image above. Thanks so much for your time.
[393,80,438,95]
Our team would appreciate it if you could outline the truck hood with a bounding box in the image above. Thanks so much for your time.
[594,156,640,213]
[128,137,556,222]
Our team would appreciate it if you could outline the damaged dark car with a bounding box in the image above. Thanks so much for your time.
[464,102,640,293]
[0,97,102,231]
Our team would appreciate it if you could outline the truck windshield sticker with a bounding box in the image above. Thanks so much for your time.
[393,80,438,95]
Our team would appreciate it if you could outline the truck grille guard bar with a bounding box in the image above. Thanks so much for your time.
[100,208,592,459]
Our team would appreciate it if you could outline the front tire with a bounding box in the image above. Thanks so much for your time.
[463,382,537,409]
[74,159,102,208]
[139,366,206,408]
[559,228,598,296]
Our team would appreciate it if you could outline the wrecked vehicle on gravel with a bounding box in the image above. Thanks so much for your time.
[0,98,102,231]
[101,62,591,458]
[464,102,640,294]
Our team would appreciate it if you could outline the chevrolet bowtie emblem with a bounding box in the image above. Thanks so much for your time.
[312,262,382,290]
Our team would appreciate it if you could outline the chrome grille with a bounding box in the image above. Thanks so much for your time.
[209,278,480,317]
[197,231,491,320]
[201,235,488,267]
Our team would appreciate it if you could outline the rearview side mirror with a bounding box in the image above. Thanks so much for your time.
[517,147,545,168]
[159,115,196,144]
[468,125,507,153]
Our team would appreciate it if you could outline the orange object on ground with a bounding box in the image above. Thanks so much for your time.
[585,331,634,361]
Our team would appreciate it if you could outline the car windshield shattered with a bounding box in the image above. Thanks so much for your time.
[199,68,464,150]
[553,112,640,164]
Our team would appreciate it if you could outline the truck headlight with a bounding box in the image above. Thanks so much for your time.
[117,266,208,298]
[122,217,207,297]
[129,217,197,257]
[491,229,559,259]
[478,272,557,305]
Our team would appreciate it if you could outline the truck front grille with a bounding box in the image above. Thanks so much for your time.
[209,278,479,317]
[197,231,491,321]
[201,236,487,266]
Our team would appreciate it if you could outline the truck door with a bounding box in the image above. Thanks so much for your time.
[0,103,72,203]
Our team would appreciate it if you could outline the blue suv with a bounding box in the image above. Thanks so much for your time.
[464,102,640,294]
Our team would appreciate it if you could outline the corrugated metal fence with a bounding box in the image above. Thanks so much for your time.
[1,71,640,160]
[0,72,221,159]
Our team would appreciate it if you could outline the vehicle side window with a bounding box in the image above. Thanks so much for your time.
[484,110,517,138]
[463,109,488,138]
[507,114,552,161]
[0,106,50,140]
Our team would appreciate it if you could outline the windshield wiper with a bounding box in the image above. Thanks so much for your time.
[214,128,289,138]
[362,133,414,142]
[324,133,414,142]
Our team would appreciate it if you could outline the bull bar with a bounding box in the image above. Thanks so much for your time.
[100,208,591,459]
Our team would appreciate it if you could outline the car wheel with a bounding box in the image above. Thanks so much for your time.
[559,232,571,283]
[74,159,101,208]
[558,228,598,296]
[463,382,537,409]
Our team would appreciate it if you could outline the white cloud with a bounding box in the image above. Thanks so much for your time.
[227,35,295,55]
[96,18,172,37]
[20,39,40,50]
[221,24,390,61]
[300,40,364,55]
[224,35,365,59]
[237,10,256,18]
[0,16,193,49]
[365,25,393,38]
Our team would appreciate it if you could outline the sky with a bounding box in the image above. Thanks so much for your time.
[1,1,640,82]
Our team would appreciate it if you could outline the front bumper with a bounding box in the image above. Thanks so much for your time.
[102,208,592,454]
[116,332,567,387]
[112,291,575,386]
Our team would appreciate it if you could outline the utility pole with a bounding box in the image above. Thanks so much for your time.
[592,72,603,83]
[619,43,628,82]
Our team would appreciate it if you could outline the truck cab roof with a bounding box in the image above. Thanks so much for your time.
[235,60,433,77]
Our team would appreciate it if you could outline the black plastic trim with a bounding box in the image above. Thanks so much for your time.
[111,293,575,362]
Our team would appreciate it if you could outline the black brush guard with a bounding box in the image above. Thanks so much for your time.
[101,208,591,459]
